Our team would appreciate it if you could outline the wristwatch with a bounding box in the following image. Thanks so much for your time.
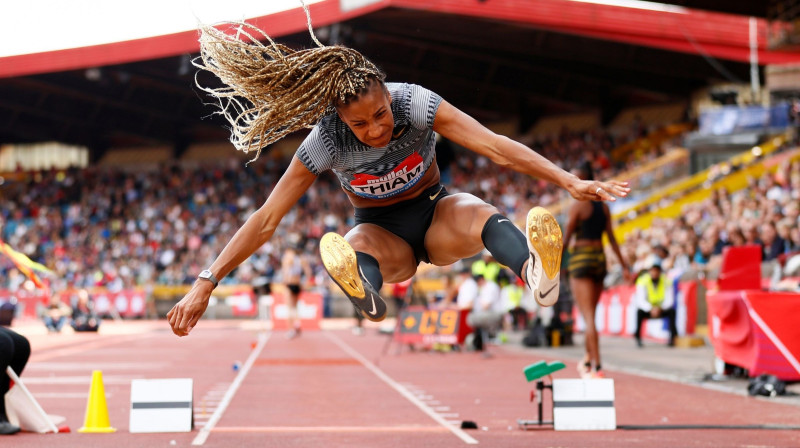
[198,269,219,288]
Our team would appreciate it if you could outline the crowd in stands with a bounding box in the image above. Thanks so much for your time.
[0,127,634,295]
[0,159,352,295]
[1,122,798,323]
[615,156,800,286]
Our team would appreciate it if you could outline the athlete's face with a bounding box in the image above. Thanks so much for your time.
[336,82,394,148]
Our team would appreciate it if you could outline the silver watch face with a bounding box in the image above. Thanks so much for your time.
[199,270,212,279]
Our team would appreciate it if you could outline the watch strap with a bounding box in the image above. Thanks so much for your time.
[199,270,219,287]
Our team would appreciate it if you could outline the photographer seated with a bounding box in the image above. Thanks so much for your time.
[70,289,100,332]
[43,295,72,333]
[467,273,503,353]
[634,257,677,347]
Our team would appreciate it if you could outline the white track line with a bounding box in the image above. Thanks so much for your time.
[33,392,98,399]
[325,332,478,445]
[191,332,270,446]
[31,334,156,362]
[212,425,449,433]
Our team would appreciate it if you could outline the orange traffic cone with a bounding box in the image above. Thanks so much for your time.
[78,370,116,433]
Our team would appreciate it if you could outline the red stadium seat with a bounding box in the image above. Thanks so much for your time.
[718,245,762,291]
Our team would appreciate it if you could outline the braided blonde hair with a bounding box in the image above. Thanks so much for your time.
[194,15,385,162]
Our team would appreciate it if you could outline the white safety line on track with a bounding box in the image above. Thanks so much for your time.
[32,392,100,399]
[191,332,270,446]
[325,332,478,445]
[31,334,158,362]
[212,425,449,433]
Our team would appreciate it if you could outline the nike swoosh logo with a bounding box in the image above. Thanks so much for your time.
[358,266,378,316]
[368,294,377,315]
[498,219,509,223]
[429,186,444,201]
[539,283,557,300]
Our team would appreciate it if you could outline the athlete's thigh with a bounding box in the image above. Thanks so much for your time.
[345,223,417,283]
[424,193,499,266]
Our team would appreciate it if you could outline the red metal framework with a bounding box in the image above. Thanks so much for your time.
[1,0,798,79]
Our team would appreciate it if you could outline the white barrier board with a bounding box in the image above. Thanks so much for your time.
[553,379,616,431]
[130,378,193,433]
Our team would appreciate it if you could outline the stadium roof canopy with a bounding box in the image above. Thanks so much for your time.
[0,0,794,155]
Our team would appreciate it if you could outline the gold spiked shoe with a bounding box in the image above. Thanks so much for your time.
[525,206,563,307]
[320,232,387,321]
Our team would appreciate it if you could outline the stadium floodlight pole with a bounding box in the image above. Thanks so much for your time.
[749,16,760,103]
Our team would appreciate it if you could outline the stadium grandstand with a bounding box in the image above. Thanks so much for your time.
[1,0,799,314]
[2,0,799,319]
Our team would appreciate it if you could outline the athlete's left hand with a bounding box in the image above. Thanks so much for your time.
[568,179,630,202]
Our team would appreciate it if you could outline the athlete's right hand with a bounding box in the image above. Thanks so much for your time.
[566,178,630,202]
[167,281,214,337]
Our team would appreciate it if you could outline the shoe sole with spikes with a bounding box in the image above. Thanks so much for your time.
[319,232,387,322]
[526,206,563,307]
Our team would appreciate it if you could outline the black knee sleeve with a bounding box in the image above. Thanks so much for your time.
[481,214,529,279]
[355,252,383,291]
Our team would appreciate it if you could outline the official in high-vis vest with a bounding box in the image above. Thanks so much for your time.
[633,257,678,347]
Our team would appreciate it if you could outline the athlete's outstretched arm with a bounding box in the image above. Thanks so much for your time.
[168,156,317,336]
[432,100,629,201]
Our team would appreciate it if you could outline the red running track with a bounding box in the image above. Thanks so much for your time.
[6,319,800,447]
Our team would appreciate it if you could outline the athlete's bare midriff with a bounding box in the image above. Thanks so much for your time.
[345,158,442,209]
[572,239,604,248]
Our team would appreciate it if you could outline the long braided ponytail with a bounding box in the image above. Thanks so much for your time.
[194,8,385,161]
